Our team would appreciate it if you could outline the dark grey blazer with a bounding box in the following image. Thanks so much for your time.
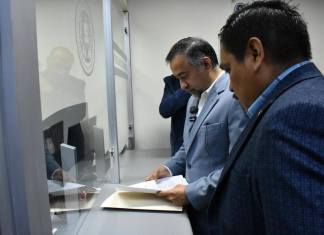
[208,63,324,235]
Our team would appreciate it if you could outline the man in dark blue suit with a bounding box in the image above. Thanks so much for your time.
[159,75,190,156]
[208,1,324,234]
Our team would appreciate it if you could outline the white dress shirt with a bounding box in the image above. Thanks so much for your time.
[197,71,225,116]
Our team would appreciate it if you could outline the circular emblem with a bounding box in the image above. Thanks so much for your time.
[75,0,95,76]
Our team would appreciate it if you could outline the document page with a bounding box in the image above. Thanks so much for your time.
[101,176,187,212]
[116,175,188,194]
[101,191,183,212]
[48,180,101,213]
[47,180,100,196]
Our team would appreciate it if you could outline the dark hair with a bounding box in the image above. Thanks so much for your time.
[234,3,245,12]
[219,0,312,63]
[165,37,218,68]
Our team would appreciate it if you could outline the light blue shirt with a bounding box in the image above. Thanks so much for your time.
[247,61,311,118]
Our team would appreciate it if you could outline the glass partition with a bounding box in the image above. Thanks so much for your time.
[35,0,129,233]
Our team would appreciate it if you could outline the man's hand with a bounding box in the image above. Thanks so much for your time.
[53,169,75,182]
[157,184,189,206]
[146,165,171,181]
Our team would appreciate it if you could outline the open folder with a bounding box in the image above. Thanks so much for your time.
[101,175,188,212]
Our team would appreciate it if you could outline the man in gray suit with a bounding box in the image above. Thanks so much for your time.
[146,37,247,235]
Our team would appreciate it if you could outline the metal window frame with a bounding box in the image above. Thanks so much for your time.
[123,10,136,150]
[0,30,15,235]
[0,0,52,234]
[103,0,121,183]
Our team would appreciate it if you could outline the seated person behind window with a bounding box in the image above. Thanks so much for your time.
[45,137,73,182]
[159,75,190,155]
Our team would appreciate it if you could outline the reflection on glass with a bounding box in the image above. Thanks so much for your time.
[35,0,115,233]
[39,47,85,119]
[76,0,95,75]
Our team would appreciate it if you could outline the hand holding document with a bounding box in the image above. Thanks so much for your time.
[101,175,188,212]
[116,175,188,194]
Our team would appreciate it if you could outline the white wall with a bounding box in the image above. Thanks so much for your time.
[128,0,234,150]
[128,0,324,150]
[296,0,324,73]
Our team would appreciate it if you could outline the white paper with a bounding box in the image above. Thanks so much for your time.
[116,175,188,194]
[48,180,101,213]
[50,192,98,213]
[47,180,100,196]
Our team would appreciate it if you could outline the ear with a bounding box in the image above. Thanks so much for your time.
[245,37,264,71]
[202,57,213,70]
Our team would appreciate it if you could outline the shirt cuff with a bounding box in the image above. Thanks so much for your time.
[163,165,173,176]
[51,168,62,180]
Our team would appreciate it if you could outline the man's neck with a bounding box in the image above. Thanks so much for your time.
[265,58,306,84]
[206,67,223,88]
[245,59,307,109]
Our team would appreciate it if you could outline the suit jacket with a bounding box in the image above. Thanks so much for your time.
[159,75,191,155]
[165,73,247,235]
[45,151,60,179]
[208,63,324,235]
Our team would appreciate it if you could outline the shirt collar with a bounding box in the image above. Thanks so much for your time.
[202,71,225,97]
[247,60,311,118]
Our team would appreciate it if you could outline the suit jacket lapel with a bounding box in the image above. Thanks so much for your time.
[217,63,323,187]
[184,73,228,152]
[183,96,198,141]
